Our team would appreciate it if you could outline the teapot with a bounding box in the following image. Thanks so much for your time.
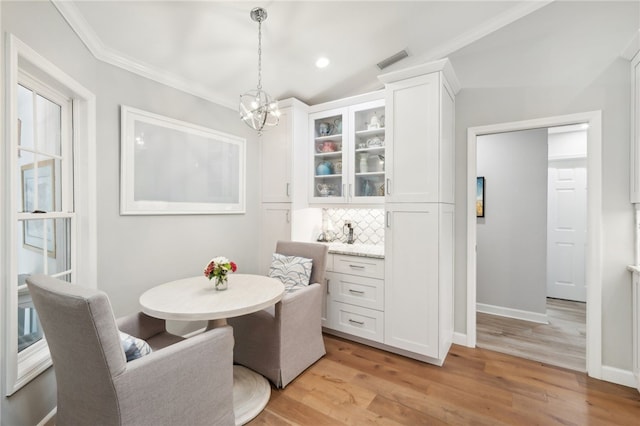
[316,183,331,197]
[316,161,333,176]
[318,122,334,136]
[320,140,337,152]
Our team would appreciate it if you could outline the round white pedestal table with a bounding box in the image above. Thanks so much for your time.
[139,274,284,425]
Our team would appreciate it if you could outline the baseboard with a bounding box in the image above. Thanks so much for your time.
[452,331,471,347]
[601,365,637,389]
[477,302,548,324]
[37,407,56,426]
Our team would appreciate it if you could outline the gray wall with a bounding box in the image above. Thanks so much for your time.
[476,129,548,315]
[1,1,259,424]
[451,0,638,370]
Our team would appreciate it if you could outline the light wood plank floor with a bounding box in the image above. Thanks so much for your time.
[477,298,586,372]
[249,333,639,425]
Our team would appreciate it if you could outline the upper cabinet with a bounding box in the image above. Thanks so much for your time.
[631,50,640,203]
[260,98,309,203]
[380,60,457,204]
[309,93,386,205]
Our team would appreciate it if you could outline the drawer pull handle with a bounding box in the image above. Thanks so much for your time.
[348,289,365,295]
[349,264,365,269]
[348,318,365,326]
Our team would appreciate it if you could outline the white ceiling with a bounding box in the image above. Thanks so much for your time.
[52,1,633,109]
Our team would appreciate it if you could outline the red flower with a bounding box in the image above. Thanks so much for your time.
[230,262,238,272]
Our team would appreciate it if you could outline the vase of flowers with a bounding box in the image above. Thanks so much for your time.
[204,256,237,291]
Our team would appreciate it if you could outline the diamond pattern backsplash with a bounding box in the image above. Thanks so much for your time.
[323,208,385,245]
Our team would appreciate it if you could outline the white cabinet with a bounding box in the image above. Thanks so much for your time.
[631,51,640,203]
[381,62,456,204]
[379,59,458,365]
[259,204,291,275]
[384,204,454,361]
[309,94,386,205]
[324,254,385,343]
[259,98,314,274]
[260,98,308,203]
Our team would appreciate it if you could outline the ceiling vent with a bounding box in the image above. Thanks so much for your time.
[376,50,409,70]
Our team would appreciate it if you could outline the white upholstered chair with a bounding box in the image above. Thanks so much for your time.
[228,240,329,388]
[26,274,235,426]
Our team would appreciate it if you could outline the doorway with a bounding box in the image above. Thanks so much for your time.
[466,111,603,379]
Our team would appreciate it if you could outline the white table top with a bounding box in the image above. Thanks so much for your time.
[139,274,284,321]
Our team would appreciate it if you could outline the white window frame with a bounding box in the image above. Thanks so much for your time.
[2,34,97,395]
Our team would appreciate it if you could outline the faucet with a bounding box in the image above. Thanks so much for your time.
[344,221,355,244]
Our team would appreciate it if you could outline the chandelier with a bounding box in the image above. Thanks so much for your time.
[239,7,280,133]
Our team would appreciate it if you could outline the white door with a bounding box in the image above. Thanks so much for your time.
[547,158,587,302]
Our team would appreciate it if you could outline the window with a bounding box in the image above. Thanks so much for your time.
[3,34,96,395]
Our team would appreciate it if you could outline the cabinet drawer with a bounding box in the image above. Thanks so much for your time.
[332,254,384,279]
[329,274,383,311]
[330,302,384,342]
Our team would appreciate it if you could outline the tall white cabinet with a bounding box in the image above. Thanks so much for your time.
[259,98,320,274]
[379,59,459,365]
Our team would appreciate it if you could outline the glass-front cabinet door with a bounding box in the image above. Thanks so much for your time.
[310,108,348,203]
[350,99,385,203]
[309,97,385,205]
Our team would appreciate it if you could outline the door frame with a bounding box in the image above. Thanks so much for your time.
[466,111,602,378]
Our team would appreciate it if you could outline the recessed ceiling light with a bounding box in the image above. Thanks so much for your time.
[315,57,330,68]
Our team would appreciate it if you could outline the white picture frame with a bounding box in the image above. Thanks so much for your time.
[120,105,246,215]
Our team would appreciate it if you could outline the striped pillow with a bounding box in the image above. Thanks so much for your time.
[269,253,313,293]
[119,331,152,362]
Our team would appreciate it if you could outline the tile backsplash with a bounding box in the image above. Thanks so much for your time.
[322,208,385,246]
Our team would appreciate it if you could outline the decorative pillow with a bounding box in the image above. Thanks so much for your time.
[268,253,313,293]
[119,331,152,362]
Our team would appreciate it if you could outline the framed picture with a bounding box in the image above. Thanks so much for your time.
[120,105,246,215]
[21,159,56,257]
[476,176,485,218]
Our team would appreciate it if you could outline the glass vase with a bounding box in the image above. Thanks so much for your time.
[215,275,228,291]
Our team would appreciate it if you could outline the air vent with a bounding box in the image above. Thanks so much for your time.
[376,50,409,70]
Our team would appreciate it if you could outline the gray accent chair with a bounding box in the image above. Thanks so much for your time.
[26,274,235,426]
[228,240,329,388]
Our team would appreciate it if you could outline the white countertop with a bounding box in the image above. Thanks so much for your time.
[322,242,384,259]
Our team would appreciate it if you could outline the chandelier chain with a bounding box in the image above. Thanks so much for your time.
[257,19,262,90]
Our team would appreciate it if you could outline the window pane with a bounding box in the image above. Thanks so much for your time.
[17,150,34,213]
[36,94,62,156]
[18,158,61,213]
[18,218,56,264]
[49,218,71,276]
[17,84,34,151]
[17,284,43,352]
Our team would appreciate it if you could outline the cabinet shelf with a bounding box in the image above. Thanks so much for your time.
[355,128,385,136]
[314,151,342,157]
[315,134,342,141]
[315,173,342,178]
[355,146,385,153]
[355,171,385,177]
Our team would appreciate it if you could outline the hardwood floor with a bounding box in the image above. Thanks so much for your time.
[248,334,640,425]
[477,298,586,372]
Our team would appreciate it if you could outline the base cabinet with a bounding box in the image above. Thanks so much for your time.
[324,255,385,343]
[259,204,291,275]
[384,203,454,361]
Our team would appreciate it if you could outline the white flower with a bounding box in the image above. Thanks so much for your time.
[212,256,229,264]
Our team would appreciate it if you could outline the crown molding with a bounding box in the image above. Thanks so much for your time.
[51,0,238,110]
